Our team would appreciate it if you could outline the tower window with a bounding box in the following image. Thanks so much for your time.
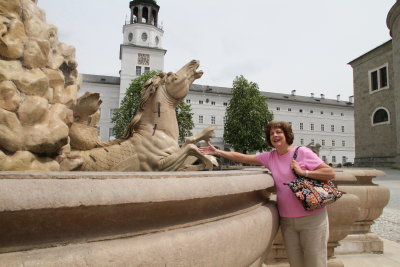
[369,63,389,92]
[199,115,203,124]
[136,66,142,76]
[372,108,390,125]
[144,67,150,73]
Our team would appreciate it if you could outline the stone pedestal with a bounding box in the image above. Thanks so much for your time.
[0,170,279,266]
[334,168,389,255]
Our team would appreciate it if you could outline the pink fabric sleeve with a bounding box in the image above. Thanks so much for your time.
[298,146,324,170]
[256,152,270,169]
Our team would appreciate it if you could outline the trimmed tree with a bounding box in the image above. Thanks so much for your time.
[111,71,194,142]
[223,75,273,153]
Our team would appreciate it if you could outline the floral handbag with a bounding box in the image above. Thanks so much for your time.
[284,146,343,211]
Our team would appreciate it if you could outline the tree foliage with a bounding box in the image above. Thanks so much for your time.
[224,75,273,153]
[111,71,194,142]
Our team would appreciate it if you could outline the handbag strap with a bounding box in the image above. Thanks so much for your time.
[293,146,301,160]
[292,146,302,179]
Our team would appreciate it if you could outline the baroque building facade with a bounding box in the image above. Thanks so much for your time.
[80,0,355,165]
[349,1,400,167]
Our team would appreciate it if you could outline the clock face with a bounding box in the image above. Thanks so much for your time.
[141,32,148,42]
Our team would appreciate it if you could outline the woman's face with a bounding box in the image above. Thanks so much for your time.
[269,127,287,148]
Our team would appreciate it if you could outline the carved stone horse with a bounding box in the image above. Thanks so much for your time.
[62,60,218,171]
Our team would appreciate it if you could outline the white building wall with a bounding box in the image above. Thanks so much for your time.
[269,100,355,165]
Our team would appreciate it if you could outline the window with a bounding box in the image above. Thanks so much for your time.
[369,64,389,92]
[342,140,346,147]
[223,102,228,106]
[300,139,304,145]
[311,139,314,145]
[288,108,292,112]
[321,124,325,131]
[199,100,203,104]
[288,122,292,126]
[300,123,304,130]
[310,123,314,131]
[322,139,325,146]
[341,126,345,132]
[322,156,327,162]
[341,113,344,116]
[276,107,280,111]
[372,108,390,125]
[299,109,303,113]
[342,156,347,163]
[186,99,191,104]
[331,125,334,132]
[199,115,203,124]
[136,66,142,76]
[211,101,215,105]
[144,67,150,73]
[320,111,324,115]
[223,116,226,124]
[211,116,215,124]
[205,99,209,103]
[332,156,336,163]
[331,112,334,116]
[332,140,336,146]
[310,110,314,114]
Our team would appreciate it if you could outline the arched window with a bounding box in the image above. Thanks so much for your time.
[372,107,390,125]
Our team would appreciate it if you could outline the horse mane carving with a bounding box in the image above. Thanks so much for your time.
[122,72,166,139]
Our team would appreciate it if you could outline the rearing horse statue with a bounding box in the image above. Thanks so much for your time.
[61,60,218,171]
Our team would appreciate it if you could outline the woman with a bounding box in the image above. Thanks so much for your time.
[199,121,335,267]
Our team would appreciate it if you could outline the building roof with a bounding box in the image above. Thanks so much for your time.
[82,74,120,85]
[190,84,353,108]
[348,39,392,66]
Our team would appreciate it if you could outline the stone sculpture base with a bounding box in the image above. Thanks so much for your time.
[336,233,384,255]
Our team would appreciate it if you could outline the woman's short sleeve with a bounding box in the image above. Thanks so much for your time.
[256,152,270,169]
[299,147,324,170]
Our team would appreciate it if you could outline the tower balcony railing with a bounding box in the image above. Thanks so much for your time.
[124,19,163,31]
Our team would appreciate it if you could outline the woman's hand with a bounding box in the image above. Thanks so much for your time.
[291,160,305,176]
[199,141,219,156]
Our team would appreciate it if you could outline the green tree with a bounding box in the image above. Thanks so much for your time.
[224,75,273,153]
[111,71,194,142]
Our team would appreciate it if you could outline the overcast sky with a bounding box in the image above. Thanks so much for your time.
[38,0,396,100]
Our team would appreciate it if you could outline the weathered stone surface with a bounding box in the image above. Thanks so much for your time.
[0,17,26,59]
[14,68,49,96]
[0,150,59,171]
[23,38,50,68]
[0,0,22,20]
[0,80,20,111]
[17,95,48,125]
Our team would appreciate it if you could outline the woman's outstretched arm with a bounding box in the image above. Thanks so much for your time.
[199,141,261,166]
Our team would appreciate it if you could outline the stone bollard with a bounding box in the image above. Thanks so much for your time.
[334,168,389,254]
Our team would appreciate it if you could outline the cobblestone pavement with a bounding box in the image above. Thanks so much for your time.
[370,168,400,243]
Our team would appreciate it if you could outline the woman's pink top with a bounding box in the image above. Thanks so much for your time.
[256,146,325,218]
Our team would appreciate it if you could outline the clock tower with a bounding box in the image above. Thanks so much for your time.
[119,0,166,103]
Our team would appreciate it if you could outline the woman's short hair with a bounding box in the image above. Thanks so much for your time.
[265,121,294,146]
